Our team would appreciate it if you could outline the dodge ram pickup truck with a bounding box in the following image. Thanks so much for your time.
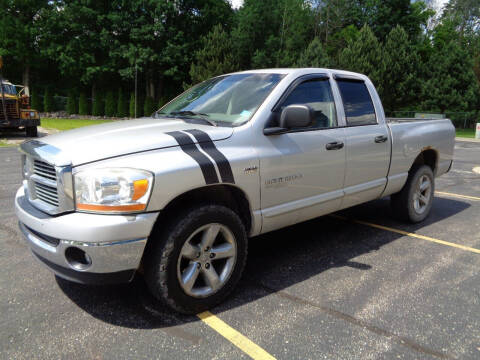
[15,68,455,313]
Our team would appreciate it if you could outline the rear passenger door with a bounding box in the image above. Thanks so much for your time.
[334,76,390,209]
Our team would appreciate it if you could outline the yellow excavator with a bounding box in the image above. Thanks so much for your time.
[0,56,40,137]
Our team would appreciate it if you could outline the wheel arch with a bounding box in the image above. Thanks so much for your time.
[151,184,253,236]
[411,148,438,175]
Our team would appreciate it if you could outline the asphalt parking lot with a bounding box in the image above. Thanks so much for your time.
[1,139,479,360]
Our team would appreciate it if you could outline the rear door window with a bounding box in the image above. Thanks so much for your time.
[336,80,376,126]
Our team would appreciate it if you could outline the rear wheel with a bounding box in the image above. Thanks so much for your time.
[26,126,38,137]
[391,165,435,223]
[144,204,247,314]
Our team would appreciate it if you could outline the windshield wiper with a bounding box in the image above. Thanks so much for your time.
[170,110,208,117]
[169,111,217,126]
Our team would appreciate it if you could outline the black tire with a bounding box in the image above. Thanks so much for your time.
[26,126,38,137]
[144,204,248,314]
[391,165,435,223]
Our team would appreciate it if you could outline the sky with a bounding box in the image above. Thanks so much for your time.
[230,0,243,9]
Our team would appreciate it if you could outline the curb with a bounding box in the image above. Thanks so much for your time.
[455,137,480,143]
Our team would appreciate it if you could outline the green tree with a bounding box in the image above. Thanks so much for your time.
[66,90,77,114]
[78,93,89,115]
[92,91,104,116]
[189,25,237,84]
[296,37,330,68]
[422,40,479,113]
[116,89,127,118]
[0,0,49,87]
[339,25,384,94]
[38,1,117,97]
[232,0,314,68]
[381,26,420,111]
[104,90,116,117]
[364,0,433,41]
[43,88,53,112]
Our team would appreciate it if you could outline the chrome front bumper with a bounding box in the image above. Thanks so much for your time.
[15,186,159,284]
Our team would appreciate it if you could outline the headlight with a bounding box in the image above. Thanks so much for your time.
[74,168,154,213]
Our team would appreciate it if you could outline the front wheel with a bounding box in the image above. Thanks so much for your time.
[391,165,435,223]
[144,204,248,314]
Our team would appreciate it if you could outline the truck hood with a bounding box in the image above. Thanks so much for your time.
[29,117,234,166]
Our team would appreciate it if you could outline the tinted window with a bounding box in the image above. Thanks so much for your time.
[337,80,376,126]
[280,79,337,129]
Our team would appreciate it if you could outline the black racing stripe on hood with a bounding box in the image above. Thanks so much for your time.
[184,129,235,184]
[165,131,219,184]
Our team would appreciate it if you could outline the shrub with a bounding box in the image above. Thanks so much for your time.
[31,90,43,112]
[43,88,54,112]
[66,90,78,114]
[129,92,136,118]
[92,91,104,116]
[143,96,156,116]
[116,89,127,118]
[78,93,89,115]
[105,90,116,117]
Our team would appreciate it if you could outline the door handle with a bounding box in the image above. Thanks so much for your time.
[374,135,388,143]
[326,141,344,150]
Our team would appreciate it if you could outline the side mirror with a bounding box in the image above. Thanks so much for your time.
[280,104,314,129]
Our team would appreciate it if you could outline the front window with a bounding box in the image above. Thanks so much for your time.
[156,73,284,126]
[1,83,16,95]
[279,79,337,129]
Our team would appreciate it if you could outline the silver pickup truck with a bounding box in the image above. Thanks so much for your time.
[15,68,455,313]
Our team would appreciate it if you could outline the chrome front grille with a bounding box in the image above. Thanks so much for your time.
[20,141,74,215]
[33,160,57,181]
[34,182,59,206]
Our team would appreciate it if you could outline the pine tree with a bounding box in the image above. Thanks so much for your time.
[43,88,54,112]
[116,89,127,118]
[78,93,89,115]
[422,40,479,113]
[66,90,77,114]
[339,25,384,95]
[92,91,104,116]
[189,25,237,84]
[104,90,116,117]
[129,92,136,118]
[296,38,330,68]
[382,26,420,112]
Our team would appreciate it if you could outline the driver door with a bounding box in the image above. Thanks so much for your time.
[260,75,346,233]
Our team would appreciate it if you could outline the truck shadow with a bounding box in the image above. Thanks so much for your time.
[0,127,48,141]
[56,196,470,331]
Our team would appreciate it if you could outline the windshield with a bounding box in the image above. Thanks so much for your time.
[0,84,17,95]
[156,73,285,126]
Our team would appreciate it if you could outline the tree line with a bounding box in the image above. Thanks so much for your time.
[1,0,479,122]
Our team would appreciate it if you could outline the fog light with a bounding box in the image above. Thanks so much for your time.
[65,247,92,271]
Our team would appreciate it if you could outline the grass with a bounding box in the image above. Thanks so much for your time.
[455,128,476,138]
[0,139,13,147]
[40,118,113,131]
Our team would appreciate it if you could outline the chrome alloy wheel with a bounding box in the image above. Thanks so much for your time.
[177,223,237,298]
[413,174,432,214]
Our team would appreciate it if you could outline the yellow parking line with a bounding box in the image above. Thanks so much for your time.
[197,311,276,360]
[332,215,480,254]
[436,191,480,201]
